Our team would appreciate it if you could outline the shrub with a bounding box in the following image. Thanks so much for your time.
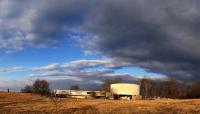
[21,85,33,93]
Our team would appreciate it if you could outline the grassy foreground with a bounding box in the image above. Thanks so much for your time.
[0,93,200,114]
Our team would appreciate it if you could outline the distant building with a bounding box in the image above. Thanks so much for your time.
[53,90,94,99]
[93,91,106,99]
[53,83,140,100]
[53,90,70,97]
[110,83,140,100]
[68,90,93,99]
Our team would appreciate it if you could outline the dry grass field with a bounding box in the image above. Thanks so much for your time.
[0,93,200,114]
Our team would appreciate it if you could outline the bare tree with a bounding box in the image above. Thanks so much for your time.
[102,76,123,92]
[189,80,200,98]
[32,79,50,95]
[140,77,151,99]
[178,81,189,98]
[167,77,178,98]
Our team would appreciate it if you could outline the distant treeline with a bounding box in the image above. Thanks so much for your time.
[140,77,200,99]
[21,77,200,99]
[101,77,200,99]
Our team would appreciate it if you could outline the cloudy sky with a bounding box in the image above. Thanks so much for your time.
[0,0,200,90]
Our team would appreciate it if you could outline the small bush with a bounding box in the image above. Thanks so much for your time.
[21,85,33,93]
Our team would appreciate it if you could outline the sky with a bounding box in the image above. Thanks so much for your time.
[0,0,200,90]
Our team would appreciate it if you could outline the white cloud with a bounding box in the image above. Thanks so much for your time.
[31,59,132,72]
[28,69,113,78]
[0,66,24,73]
[32,63,60,71]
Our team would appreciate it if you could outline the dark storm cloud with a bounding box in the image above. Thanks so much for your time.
[29,0,92,46]
[79,0,200,81]
[1,0,200,81]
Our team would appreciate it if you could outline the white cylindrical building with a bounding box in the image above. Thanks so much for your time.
[110,83,140,100]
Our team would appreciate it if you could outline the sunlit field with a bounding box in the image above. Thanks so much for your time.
[0,93,200,114]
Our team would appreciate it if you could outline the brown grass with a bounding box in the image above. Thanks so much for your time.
[0,92,200,114]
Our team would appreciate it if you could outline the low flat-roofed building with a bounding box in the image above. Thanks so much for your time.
[53,90,93,99]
